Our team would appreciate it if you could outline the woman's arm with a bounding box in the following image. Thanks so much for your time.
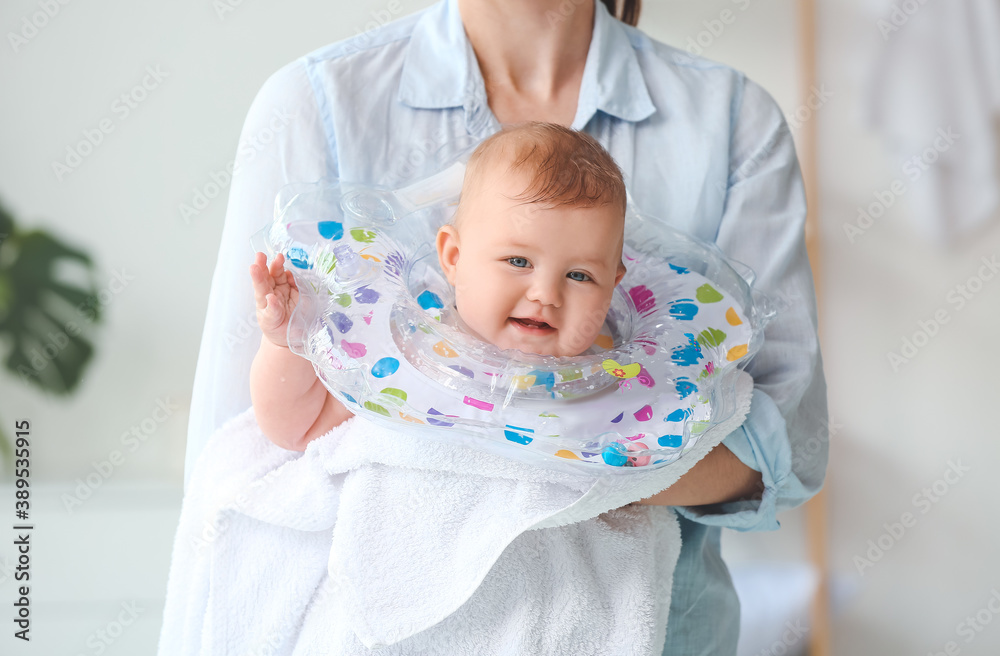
[634,79,827,518]
[662,78,827,528]
[634,444,763,506]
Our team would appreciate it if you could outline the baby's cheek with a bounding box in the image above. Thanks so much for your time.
[561,320,593,355]
[451,274,477,301]
[454,287,498,338]
[565,304,608,354]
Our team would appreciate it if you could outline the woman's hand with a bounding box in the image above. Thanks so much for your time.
[250,251,298,348]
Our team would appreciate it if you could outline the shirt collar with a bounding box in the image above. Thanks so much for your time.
[397,0,656,132]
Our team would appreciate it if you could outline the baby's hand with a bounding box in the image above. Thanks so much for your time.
[250,251,299,348]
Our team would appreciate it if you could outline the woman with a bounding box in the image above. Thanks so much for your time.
[184,0,828,652]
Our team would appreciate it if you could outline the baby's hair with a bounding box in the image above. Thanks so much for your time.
[457,122,627,221]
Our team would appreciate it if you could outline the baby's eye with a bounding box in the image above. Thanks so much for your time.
[507,257,530,268]
[567,271,591,282]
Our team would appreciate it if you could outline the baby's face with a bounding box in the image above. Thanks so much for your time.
[436,171,625,357]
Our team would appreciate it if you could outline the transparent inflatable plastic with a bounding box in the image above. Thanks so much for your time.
[253,172,775,474]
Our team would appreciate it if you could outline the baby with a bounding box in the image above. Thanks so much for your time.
[249,122,628,450]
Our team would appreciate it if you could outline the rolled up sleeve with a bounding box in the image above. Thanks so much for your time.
[676,77,829,532]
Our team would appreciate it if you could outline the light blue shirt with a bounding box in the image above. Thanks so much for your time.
[187,0,828,652]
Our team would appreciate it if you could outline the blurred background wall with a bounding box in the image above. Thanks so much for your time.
[0,0,997,654]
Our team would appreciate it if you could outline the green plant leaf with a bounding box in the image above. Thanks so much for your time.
[0,203,101,395]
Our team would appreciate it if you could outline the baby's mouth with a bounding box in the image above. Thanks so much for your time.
[510,317,556,333]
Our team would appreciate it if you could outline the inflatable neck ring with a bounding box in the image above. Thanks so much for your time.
[255,171,773,474]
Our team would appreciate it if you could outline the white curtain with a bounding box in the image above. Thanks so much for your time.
[864,0,1000,243]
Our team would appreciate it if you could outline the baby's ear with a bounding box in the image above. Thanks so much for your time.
[436,224,461,285]
[614,261,626,287]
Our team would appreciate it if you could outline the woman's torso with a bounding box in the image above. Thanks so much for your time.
[255,1,762,651]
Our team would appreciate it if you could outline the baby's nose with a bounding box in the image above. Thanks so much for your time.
[526,275,563,308]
